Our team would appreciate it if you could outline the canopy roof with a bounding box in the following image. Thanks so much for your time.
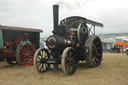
[0,25,43,32]
[60,16,104,27]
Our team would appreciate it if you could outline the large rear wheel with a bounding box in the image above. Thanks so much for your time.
[85,36,103,67]
[16,41,36,65]
[61,47,78,75]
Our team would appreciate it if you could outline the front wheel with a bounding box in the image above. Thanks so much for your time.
[34,48,50,73]
[61,47,78,75]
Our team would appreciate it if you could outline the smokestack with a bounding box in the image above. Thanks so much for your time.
[53,5,59,32]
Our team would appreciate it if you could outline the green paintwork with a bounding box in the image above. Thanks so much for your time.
[0,30,3,48]
[16,40,31,64]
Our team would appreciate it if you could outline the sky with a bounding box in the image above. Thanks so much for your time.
[0,0,128,37]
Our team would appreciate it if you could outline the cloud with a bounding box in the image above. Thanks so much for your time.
[55,0,93,9]
[0,0,128,37]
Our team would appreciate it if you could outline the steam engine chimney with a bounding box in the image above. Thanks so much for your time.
[53,5,59,33]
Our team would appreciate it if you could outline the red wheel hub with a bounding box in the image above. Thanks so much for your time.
[15,36,25,46]
[18,44,36,65]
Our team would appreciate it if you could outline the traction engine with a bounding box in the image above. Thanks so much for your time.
[34,5,104,75]
[0,26,42,65]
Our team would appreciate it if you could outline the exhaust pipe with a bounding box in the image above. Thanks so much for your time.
[53,5,59,33]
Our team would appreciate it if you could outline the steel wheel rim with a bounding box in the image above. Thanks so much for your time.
[62,47,77,75]
[91,38,102,65]
[18,44,36,65]
[65,49,76,73]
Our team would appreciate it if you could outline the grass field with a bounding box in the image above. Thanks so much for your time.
[0,53,128,85]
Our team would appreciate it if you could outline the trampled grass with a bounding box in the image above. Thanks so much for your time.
[0,53,128,85]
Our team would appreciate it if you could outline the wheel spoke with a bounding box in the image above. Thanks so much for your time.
[34,48,50,73]
[19,52,25,55]
[39,51,43,56]
[43,64,47,70]
[30,50,35,55]
[27,47,30,53]
[42,50,47,58]
[36,61,40,64]
[95,57,100,62]
[30,49,35,53]
[66,55,70,61]
[37,56,41,60]
[21,48,25,53]
[70,54,74,61]
[23,57,27,64]
[93,59,97,65]
[66,63,70,72]
[39,64,44,72]
[69,51,73,57]
[24,47,27,53]
[20,56,25,61]
[37,62,41,67]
